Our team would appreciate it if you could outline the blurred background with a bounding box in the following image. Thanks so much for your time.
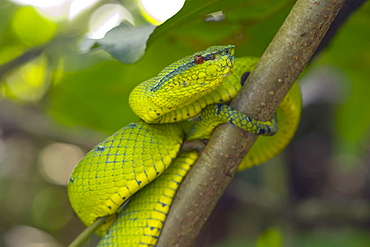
[0,0,369,246]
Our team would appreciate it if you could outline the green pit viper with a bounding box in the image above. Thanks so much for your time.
[68,45,301,246]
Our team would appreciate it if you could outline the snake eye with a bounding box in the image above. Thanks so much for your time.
[194,55,204,64]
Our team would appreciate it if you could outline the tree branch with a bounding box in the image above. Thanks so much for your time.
[157,0,345,246]
[0,100,104,148]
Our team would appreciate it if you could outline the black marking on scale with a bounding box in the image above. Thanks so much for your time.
[125,122,139,129]
[258,129,266,135]
[215,104,223,114]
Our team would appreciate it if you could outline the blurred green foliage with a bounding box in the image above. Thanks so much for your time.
[318,10,370,158]
[256,227,282,247]
[0,0,369,246]
[12,7,58,46]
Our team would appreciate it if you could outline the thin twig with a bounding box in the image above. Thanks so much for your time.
[68,216,108,247]
[0,46,44,81]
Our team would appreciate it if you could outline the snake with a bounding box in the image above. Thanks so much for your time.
[67,45,301,246]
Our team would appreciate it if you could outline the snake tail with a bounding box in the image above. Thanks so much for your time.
[186,104,278,141]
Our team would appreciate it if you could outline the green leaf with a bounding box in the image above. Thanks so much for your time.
[50,61,137,132]
[79,0,293,64]
[148,0,293,51]
[80,22,156,64]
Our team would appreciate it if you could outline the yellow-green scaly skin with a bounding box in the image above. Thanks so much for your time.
[67,121,189,235]
[98,151,198,246]
[67,45,302,246]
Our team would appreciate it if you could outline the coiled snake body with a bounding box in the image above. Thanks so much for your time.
[68,45,301,246]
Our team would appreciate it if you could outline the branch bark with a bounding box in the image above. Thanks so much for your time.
[157,0,345,246]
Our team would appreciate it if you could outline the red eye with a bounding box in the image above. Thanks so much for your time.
[194,55,204,64]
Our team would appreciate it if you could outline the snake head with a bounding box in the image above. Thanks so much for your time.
[129,45,235,123]
[152,45,235,92]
